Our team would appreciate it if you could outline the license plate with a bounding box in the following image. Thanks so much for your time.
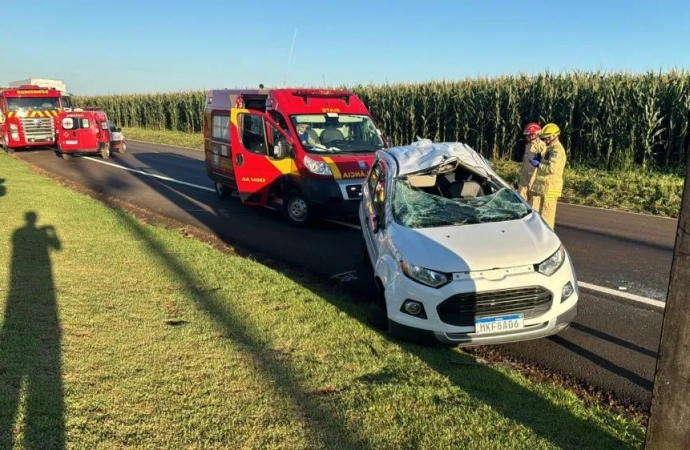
[66,140,78,145]
[474,314,524,334]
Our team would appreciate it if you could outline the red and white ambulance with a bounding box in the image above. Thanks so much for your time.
[203,88,391,226]
[55,108,113,159]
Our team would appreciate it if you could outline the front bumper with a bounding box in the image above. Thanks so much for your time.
[382,259,579,347]
[301,177,363,218]
[390,301,577,346]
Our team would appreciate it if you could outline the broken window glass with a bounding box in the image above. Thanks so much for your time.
[392,180,529,229]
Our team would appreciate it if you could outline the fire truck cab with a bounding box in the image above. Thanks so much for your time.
[55,108,113,159]
[0,85,68,153]
[203,88,390,226]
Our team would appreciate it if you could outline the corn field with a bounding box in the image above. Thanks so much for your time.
[75,70,690,171]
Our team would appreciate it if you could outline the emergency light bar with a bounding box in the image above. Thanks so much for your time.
[291,89,352,104]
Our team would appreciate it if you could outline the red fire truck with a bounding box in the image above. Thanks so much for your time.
[203,88,391,226]
[0,85,73,153]
[55,108,113,159]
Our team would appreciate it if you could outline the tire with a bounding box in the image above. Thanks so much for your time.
[367,276,388,330]
[214,181,231,199]
[361,236,372,267]
[282,190,311,227]
[100,144,111,159]
[367,297,388,331]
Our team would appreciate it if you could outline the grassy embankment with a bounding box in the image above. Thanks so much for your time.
[0,151,645,448]
[122,126,684,219]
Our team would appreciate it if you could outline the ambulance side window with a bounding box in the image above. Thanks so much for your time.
[239,113,268,155]
[212,113,230,142]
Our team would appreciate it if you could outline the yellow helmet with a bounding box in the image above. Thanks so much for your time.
[540,123,560,137]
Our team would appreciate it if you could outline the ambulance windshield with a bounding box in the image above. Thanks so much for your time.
[7,97,60,111]
[290,114,386,153]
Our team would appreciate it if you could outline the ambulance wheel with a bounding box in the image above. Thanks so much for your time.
[3,144,13,154]
[101,145,111,159]
[214,181,231,199]
[283,190,311,227]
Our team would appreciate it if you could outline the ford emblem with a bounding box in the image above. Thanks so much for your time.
[33,119,41,126]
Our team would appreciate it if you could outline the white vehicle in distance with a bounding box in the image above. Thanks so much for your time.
[359,139,579,347]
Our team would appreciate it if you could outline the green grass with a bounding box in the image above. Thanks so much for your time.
[123,126,685,219]
[122,127,203,149]
[0,152,646,449]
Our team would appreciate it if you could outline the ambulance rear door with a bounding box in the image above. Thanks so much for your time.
[59,115,98,151]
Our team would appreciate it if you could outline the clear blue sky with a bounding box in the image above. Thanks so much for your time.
[2,0,689,95]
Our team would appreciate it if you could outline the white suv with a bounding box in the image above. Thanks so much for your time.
[359,139,579,347]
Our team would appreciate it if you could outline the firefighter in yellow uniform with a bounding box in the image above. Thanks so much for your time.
[516,122,547,208]
[529,123,566,229]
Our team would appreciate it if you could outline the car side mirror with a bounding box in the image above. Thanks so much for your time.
[273,139,292,159]
[382,134,392,148]
[369,213,379,233]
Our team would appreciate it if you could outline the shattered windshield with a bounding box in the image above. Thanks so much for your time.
[392,180,530,228]
[290,114,385,154]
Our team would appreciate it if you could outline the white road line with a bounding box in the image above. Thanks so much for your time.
[83,157,215,192]
[326,219,362,230]
[83,156,669,309]
[578,281,666,309]
[563,202,677,221]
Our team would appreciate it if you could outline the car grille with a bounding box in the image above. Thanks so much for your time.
[345,184,362,199]
[20,117,55,141]
[436,286,553,327]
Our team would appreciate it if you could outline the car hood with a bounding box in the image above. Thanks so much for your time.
[389,212,561,273]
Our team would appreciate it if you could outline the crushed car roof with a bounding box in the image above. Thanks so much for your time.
[384,139,492,177]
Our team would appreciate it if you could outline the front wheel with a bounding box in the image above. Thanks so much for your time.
[214,181,231,199]
[282,190,311,227]
[367,295,388,331]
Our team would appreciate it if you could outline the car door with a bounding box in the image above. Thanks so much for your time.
[229,107,293,205]
[362,158,387,260]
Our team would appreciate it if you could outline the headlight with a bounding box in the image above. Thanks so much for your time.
[303,155,332,176]
[536,245,566,276]
[400,260,451,288]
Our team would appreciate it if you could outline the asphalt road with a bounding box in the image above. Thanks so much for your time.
[12,141,676,409]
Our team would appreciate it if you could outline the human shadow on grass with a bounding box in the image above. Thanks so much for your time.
[64,154,638,448]
[0,212,65,450]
